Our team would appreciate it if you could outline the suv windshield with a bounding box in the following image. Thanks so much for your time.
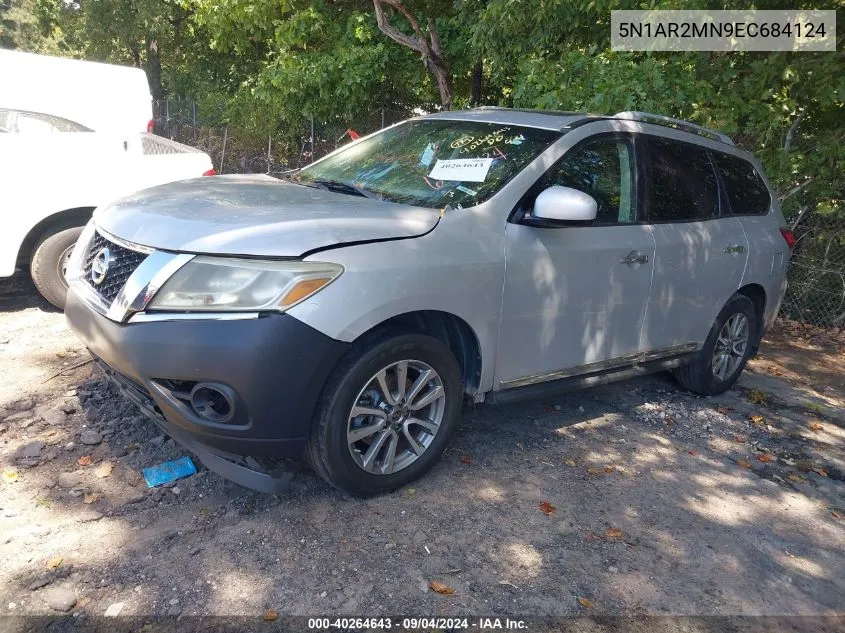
[295,120,560,209]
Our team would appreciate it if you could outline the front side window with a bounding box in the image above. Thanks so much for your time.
[711,152,771,215]
[646,136,718,222]
[539,136,636,224]
[0,109,92,133]
[295,120,560,209]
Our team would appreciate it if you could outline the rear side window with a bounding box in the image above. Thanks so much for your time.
[711,152,771,215]
[645,136,718,222]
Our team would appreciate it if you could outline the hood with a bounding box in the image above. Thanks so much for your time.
[93,175,440,257]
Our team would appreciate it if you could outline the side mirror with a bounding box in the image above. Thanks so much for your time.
[528,185,597,225]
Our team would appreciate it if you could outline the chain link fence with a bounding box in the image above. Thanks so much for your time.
[781,210,845,328]
[151,99,409,176]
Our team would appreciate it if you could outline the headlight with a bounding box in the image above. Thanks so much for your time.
[147,257,343,312]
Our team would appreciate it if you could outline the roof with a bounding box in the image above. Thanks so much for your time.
[420,107,592,131]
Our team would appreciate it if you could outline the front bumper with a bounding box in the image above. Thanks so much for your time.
[65,290,348,487]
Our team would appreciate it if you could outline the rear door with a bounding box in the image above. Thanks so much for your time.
[495,132,656,388]
[639,135,749,353]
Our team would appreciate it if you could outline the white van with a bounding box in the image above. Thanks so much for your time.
[0,49,213,308]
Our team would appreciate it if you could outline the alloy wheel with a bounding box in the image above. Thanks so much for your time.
[711,313,749,381]
[346,359,446,475]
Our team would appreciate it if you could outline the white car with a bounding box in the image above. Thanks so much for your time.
[0,49,213,308]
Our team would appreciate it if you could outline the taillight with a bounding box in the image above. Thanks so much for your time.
[202,169,216,177]
[147,119,154,133]
[780,227,796,249]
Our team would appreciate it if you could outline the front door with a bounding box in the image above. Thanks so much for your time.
[495,134,655,389]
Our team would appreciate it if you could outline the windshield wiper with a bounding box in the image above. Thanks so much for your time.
[307,179,383,200]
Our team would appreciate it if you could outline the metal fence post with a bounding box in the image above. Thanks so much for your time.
[219,126,228,174]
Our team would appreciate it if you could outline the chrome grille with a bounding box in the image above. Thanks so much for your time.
[83,232,148,304]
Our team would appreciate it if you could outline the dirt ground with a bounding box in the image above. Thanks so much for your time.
[1,272,843,629]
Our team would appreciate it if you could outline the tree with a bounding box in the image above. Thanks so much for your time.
[372,0,453,109]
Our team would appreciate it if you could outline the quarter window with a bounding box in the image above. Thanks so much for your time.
[645,137,718,222]
[540,137,636,224]
[711,152,771,215]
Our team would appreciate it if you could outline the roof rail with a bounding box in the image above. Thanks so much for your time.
[613,111,734,146]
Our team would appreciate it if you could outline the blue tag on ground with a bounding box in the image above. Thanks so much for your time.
[143,456,197,488]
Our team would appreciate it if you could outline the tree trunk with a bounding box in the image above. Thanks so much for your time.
[373,0,453,110]
[145,37,165,101]
[470,61,483,105]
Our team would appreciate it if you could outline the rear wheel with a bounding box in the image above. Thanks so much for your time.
[674,294,758,396]
[306,333,462,496]
[30,226,83,310]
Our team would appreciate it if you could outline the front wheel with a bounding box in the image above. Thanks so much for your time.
[306,333,463,496]
[674,294,758,396]
[30,226,84,310]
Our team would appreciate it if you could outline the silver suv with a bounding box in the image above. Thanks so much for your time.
[65,108,792,495]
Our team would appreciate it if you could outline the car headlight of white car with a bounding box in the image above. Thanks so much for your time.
[147,256,343,312]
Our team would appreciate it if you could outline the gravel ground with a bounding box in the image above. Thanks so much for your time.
[0,273,843,628]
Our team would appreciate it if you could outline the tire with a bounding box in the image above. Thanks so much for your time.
[306,332,463,496]
[30,226,84,310]
[674,294,758,396]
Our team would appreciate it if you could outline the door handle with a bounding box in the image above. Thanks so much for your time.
[724,244,746,254]
[619,251,649,266]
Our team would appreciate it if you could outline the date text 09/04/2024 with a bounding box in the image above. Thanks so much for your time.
[307,617,528,630]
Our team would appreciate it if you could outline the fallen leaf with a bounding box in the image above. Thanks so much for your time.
[757,454,774,463]
[460,455,472,465]
[808,422,824,432]
[832,510,844,520]
[747,389,768,405]
[749,415,765,425]
[429,580,456,595]
[263,609,279,622]
[47,557,63,569]
[2,469,19,483]
[77,455,92,466]
[605,527,624,538]
[578,597,594,609]
[564,458,577,467]
[715,406,733,414]
[83,492,100,504]
[94,462,113,478]
[811,467,829,478]
[737,459,751,469]
[687,450,698,456]
[603,466,615,474]
[734,435,746,443]
[404,487,416,497]
[35,497,51,508]
[538,501,556,516]
[587,466,601,474]
[787,474,806,483]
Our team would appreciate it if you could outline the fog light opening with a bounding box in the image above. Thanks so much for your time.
[189,383,235,423]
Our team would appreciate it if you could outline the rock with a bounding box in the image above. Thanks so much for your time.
[58,472,83,489]
[169,598,179,606]
[14,398,35,412]
[80,430,102,446]
[104,602,124,617]
[64,390,77,398]
[42,409,67,426]
[19,441,46,459]
[41,586,77,612]
[172,486,180,496]
[60,401,79,414]
[5,411,32,423]
[64,442,75,451]
[167,606,182,617]
[124,492,146,505]
[412,531,427,545]
[28,575,53,591]
[77,510,103,523]
[0,423,7,434]
[151,489,163,502]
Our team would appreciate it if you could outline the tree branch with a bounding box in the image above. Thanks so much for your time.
[784,111,804,152]
[779,177,814,202]
[373,0,423,52]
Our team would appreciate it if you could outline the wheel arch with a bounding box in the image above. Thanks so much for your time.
[16,207,95,269]
[736,283,767,354]
[352,310,483,398]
